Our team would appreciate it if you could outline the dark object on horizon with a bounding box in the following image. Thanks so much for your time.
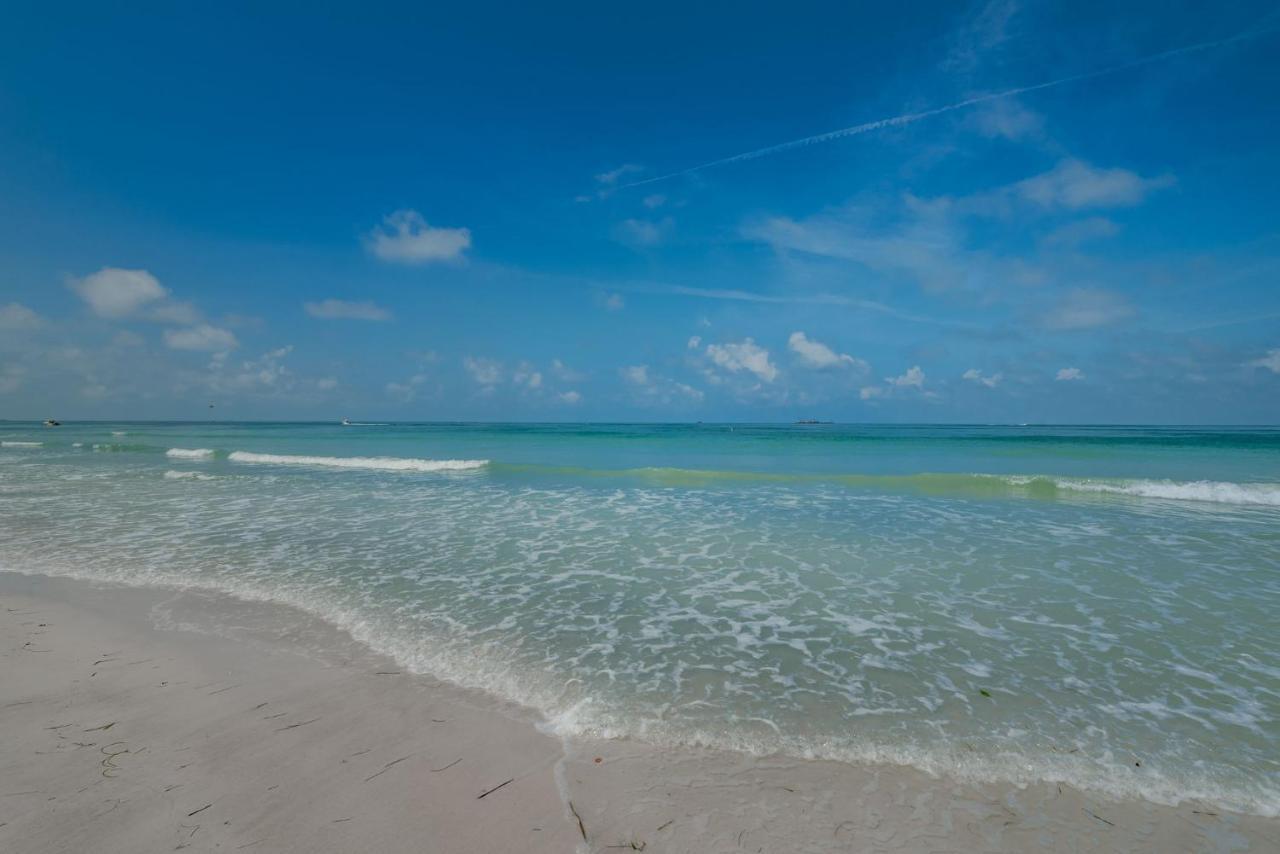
[43,418,61,427]
[794,419,832,425]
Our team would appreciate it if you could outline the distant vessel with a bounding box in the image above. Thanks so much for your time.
[43,419,60,427]
[794,419,831,425]
[341,417,352,426]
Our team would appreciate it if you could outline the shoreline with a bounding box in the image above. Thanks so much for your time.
[2,571,1276,852]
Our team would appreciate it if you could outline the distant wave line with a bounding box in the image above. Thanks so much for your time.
[618,26,1275,189]
[227,451,489,473]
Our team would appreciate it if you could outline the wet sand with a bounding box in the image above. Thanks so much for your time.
[1,571,1275,853]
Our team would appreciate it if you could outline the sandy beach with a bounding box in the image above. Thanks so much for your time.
[2,571,1276,853]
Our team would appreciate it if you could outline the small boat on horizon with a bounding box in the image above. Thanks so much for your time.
[43,418,61,427]
[341,417,352,426]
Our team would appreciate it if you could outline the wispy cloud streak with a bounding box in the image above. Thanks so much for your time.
[619,27,1273,190]
[626,283,988,331]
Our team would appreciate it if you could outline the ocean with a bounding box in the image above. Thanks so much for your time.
[2,421,1278,816]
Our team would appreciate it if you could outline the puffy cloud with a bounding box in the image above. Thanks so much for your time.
[149,301,201,325]
[595,164,642,187]
[1041,217,1121,247]
[621,365,702,404]
[551,359,586,382]
[386,373,428,402]
[463,356,502,386]
[705,338,778,383]
[941,0,1020,72]
[0,302,42,330]
[163,324,239,352]
[513,362,542,390]
[622,365,650,385]
[558,390,582,404]
[962,368,1002,388]
[888,365,925,388]
[859,386,883,400]
[1013,159,1174,211]
[788,331,867,371]
[1245,349,1280,374]
[367,210,471,264]
[1056,367,1085,381]
[687,335,702,349]
[969,99,1043,141]
[1042,288,1134,330]
[614,217,673,247]
[206,346,294,394]
[304,299,392,321]
[70,268,168,318]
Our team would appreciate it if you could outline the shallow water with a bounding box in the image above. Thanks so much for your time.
[2,421,1278,814]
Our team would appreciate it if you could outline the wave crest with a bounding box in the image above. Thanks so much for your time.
[227,451,488,473]
[166,448,215,460]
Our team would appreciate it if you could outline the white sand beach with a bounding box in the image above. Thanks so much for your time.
[2,571,1275,853]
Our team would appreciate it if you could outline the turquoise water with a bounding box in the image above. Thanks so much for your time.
[2,421,1279,814]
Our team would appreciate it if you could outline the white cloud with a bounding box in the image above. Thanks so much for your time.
[70,268,168,318]
[1042,288,1134,330]
[687,335,702,349]
[208,345,294,393]
[622,365,650,385]
[942,0,1020,72]
[603,293,625,311]
[164,324,239,352]
[705,338,778,383]
[149,301,201,325]
[0,302,41,330]
[969,99,1042,141]
[595,164,642,186]
[1013,159,1174,211]
[615,217,673,247]
[859,386,883,400]
[367,210,471,264]
[304,299,392,321]
[316,377,339,391]
[1041,217,1121,247]
[463,356,502,386]
[386,373,427,402]
[551,359,586,382]
[559,390,582,404]
[1056,367,1085,381]
[513,362,543,390]
[962,368,1002,388]
[1245,349,1280,374]
[673,382,704,402]
[643,194,666,209]
[888,366,925,388]
[621,365,702,404]
[788,331,867,371]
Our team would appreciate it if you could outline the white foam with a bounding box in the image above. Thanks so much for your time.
[1052,477,1280,507]
[1,441,42,447]
[227,451,488,473]
[167,448,215,460]
[164,469,216,480]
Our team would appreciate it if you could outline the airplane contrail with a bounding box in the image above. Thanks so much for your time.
[617,25,1274,191]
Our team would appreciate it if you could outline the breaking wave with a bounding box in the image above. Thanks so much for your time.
[227,451,489,473]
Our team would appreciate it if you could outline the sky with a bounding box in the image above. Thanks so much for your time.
[1,0,1278,423]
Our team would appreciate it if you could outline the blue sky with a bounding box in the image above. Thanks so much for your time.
[1,0,1278,422]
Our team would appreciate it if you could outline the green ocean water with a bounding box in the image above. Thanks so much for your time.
[2,421,1278,814]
